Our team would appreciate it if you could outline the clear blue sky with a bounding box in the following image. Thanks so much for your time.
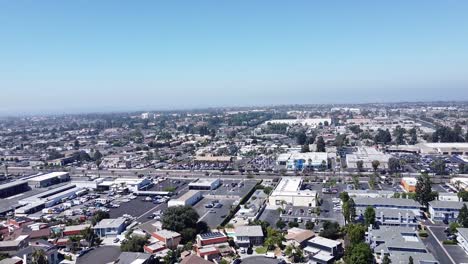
[1,1,468,114]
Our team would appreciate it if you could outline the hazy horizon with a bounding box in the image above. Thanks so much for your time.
[1,1,468,115]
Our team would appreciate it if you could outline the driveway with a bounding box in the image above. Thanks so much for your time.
[241,256,281,264]
[424,226,455,264]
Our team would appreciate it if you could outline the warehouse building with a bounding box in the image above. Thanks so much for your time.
[20,184,76,205]
[27,172,70,188]
[277,152,329,170]
[188,178,221,191]
[346,147,392,170]
[0,181,30,198]
[419,143,468,155]
[168,190,202,207]
[269,177,318,208]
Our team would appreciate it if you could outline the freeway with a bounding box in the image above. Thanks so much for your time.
[5,166,463,183]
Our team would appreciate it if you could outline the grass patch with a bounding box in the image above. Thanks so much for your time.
[442,240,458,245]
[418,231,428,238]
[255,246,268,254]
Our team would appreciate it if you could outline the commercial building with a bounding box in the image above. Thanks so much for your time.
[304,236,343,264]
[93,217,126,237]
[0,181,29,198]
[419,143,468,155]
[428,200,468,223]
[151,230,181,249]
[367,226,438,264]
[168,190,202,207]
[438,192,460,202]
[15,201,45,216]
[374,208,419,227]
[269,177,318,208]
[234,225,264,247]
[265,118,332,127]
[401,177,417,193]
[27,172,70,188]
[188,178,221,191]
[276,152,329,170]
[20,184,77,205]
[193,156,233,164]
[347,190,394,199]
[0,235,29,255]
[450,177,468,191]
[353,197,422,215]
[346,147,392,170]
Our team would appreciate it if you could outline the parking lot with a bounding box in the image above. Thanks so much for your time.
[210,179,258,198]
[193,197,236,228]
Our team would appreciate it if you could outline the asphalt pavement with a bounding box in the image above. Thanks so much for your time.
[424,226,456,264]
[76,246,121,264]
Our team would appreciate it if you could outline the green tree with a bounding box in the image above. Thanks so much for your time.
[163,249,180,264]
[319,221,341,240]
[301,143,310,153]
[449,222,461,234]
[431,159,447,175]
[343,201,351,225]
[372,160,380,171]
[369,173,377,190]
[120,235,148,252]
[316,136,326,152]
[162,206,204,242]
[92,211,110,225]
[276,220,286,229]
[382,254,392,264]
[388,157,401,173]
[340,192,350,203]
[346,224,366,245]
[263,186,273,195]
[460,163,466,174]
[458,204,468,228]
[414,173,435,207]
[458,190,468,202]
[32,249,47,264]
[345,242,373,264]
[93,150,103,161]
[348,198,356,222]
[408,256,414,264]
[296,132,308,145]
[288,221,299,228]
[264,227,284,250]
[305,221,315,230]
[364,206,376,227]
[356,160,364,172]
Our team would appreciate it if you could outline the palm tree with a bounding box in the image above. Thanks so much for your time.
[31,249,47,264]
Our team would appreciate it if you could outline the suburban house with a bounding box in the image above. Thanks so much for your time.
[93,217,126,237]
[304,236,343,264]
[234,225,264,247]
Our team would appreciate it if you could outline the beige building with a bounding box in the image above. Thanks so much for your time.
[268,177,317,208]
